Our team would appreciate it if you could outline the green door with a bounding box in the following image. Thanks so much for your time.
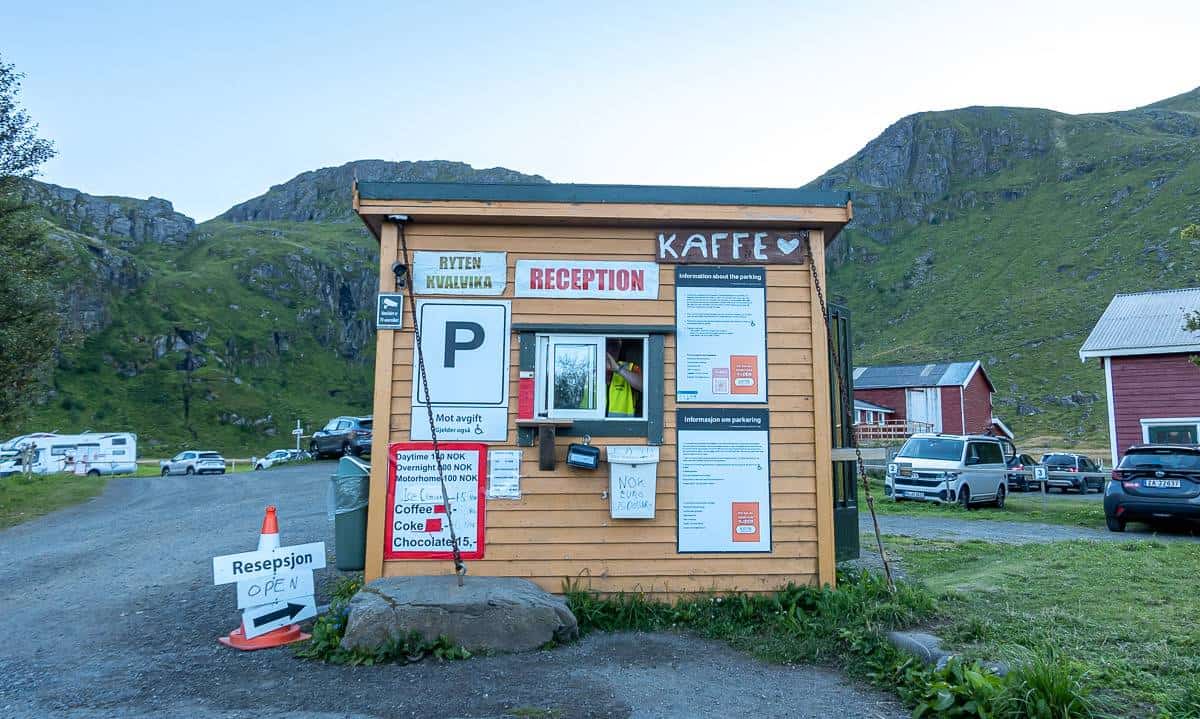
[828,303,859,561]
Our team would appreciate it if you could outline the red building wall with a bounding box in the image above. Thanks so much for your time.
[1110,354,1200,459]
[963,369,994,435]
[854,388,907,421]
[940,387,964,434]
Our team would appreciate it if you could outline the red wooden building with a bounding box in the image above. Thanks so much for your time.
[853,360,1012,439]
[1079,288,1200,465]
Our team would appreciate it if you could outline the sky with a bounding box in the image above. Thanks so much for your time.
[7,0,1200,221]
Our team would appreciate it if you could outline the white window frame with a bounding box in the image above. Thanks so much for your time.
[1139,417,1200,443]
[535,333,649,422]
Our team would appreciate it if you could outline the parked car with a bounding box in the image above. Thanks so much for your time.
[1040,452,1104,493]
[309,416,372,459]
[254,449,304,471]
[1104,444,1200,532]
[160,451,226,476]
[1006,453,1043,491]
[886,433,1012,508]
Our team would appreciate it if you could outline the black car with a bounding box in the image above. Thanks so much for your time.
[1104,445,1200,532]
[310,416,372,459]
[1040,452,1104,493]
[1006,453,1043,491]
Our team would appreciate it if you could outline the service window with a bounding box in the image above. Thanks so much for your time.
[535,334,647,421]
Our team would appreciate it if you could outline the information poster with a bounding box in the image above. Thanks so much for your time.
[676,409,771,553]
[675,267,767,403]
[385,442,486,560]
[411,300,511,442]
[486,449,522,499]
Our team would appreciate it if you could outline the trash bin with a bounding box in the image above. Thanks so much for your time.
[330,455,370,571]
[606,446,660,519]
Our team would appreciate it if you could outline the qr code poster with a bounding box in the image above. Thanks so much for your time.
[384,442,487,560]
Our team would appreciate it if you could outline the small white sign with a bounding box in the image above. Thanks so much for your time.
[413,251,507,295]
[487,449,523,499]
[410,300,511,443]
[242,595,317,638]
[376,293,405,330]
[212,541,326,585]
[236,570,315,609]
[607,446,660,519]
[514,260,660,299]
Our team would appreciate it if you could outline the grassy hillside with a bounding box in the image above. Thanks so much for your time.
[815,92,1200,446]
[15,219,378,457]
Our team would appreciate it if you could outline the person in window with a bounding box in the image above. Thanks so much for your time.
[605,339,643,417]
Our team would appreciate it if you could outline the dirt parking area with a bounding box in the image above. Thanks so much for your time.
[0,463,902,719]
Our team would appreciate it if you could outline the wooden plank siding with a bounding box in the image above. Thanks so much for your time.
[367,220,834,597]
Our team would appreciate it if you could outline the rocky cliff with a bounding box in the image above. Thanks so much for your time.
[809,87,1200,443]
[20,179,195,248]
[221,159,548,222]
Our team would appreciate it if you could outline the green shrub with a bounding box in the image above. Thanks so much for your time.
[911,658,1005,718]
[999,650,1093,719]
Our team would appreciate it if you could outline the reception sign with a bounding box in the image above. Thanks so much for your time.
[515,260,659,299]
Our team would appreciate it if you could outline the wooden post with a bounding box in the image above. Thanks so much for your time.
[808,230,838,588]
[363,221,399,583]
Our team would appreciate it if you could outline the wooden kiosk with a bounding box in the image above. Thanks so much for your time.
[354,182,852,595]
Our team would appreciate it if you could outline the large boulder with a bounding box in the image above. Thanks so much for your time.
[340,575,579,654]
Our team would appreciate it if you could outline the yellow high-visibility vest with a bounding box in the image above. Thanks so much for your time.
[607,361,639,417]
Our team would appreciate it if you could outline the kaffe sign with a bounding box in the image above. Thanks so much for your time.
[514,260,660,299]
[412,251,507,295]
[675,267,767,403]
[656,229,808,264]
[385,442,486,560]
[676,408,771,553]
[411,300,511,442]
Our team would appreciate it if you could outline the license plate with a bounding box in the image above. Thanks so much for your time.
[904,491,923,498]
[1144,479,1181,488]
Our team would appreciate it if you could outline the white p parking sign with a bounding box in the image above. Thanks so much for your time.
[410,300,511,442]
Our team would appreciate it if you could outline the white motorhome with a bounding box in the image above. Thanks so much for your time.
[0,432,138,477]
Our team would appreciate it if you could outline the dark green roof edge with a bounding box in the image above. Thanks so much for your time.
[357,181,850,208]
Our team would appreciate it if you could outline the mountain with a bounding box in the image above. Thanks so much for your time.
[809,87,1200,446]
[8,161,544,455]
[10,87,1200,454]
[221,159,548,222]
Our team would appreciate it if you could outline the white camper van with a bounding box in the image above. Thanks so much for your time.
[0,432,138,477]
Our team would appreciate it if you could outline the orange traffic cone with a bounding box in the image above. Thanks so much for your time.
[218,506,312,651]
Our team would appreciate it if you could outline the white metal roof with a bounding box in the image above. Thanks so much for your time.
[853,399,895,413]
[1079,288,1200,360]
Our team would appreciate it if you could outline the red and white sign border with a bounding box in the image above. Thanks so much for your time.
[384,441,487,560]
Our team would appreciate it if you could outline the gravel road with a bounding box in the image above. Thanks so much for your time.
[860,506,1200,544]
[0,463,902,719]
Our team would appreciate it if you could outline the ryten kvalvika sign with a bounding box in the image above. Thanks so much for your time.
[656,229,809,264]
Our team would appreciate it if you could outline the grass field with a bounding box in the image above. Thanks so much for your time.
[860,481,1106,529]
[0,472,107,529]
[892,536,1200,715]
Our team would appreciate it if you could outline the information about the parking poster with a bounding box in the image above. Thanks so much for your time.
[675,266,767,403]
[676,408,771,553]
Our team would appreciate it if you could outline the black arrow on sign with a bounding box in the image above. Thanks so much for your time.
[252,602,306,628]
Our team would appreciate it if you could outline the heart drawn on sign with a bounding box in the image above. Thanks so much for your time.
[777,237,802,255]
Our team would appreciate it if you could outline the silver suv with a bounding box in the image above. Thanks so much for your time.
[886,433,1012,508]
[160,451,226,476]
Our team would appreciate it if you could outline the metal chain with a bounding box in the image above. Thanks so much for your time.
[805,237,896,592]
[394,219,467,584]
